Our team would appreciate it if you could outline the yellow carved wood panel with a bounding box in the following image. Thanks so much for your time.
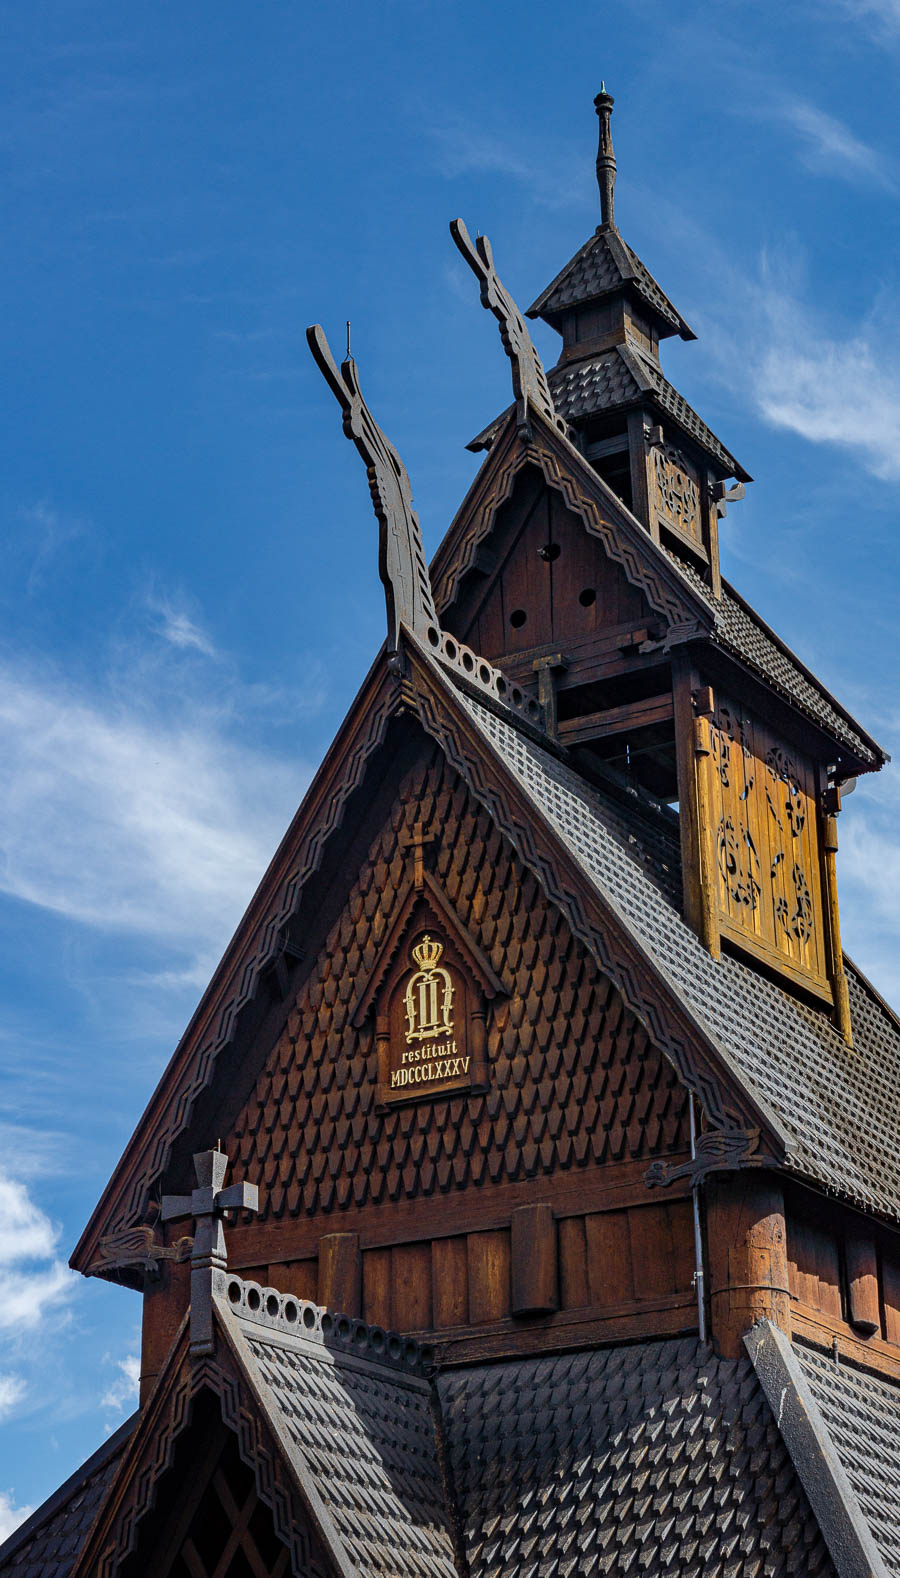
[652,442,702,545]
[709,694,828,989]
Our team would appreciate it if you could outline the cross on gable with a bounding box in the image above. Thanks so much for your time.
[400,819,437,889]
[161,1147,259,1356]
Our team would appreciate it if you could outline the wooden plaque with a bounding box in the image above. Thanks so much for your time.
[377,925,487,1105]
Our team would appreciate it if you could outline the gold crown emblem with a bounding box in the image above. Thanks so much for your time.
[411,934,443,970]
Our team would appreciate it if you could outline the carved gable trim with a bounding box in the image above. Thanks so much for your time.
[430,408,712,634]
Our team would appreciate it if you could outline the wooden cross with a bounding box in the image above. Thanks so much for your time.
[400,819,435,889]
[161,1148,258,1356]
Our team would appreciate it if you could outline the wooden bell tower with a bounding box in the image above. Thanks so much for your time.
[436,88,882,1043]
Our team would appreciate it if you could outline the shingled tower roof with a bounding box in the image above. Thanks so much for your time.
[468,87,751,484]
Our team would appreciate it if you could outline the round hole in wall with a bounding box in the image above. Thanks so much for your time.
[509,609,527,629]
[579,587,597,607]
[246,1287,261,1312]
[538,542,561,563]
[266,1293,279,1317]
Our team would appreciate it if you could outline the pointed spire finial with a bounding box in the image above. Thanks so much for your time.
[594,85,616,231]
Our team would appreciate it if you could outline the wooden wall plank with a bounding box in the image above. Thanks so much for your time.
[391,1243,432,1331]
[362,1246,392,1329]
[811,1227,842,1321]
[585,1209,633,1307]
[510,1203,558,1315]
[467,1230,510,1324]
[787,1219,819,1308]
[432,1238,468,1329]
[558,1217,589,1309]
[317,1232,361,1316]
[667,1201,696,1295]
[272,1261,316,1303]
[629,1204,674,1302]
[883,1256,900,1346]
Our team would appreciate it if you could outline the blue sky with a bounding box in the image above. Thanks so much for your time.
[2,0,900,1535]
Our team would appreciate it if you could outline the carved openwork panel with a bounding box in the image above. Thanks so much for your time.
[652,442,701,545]
[709,694,827,987]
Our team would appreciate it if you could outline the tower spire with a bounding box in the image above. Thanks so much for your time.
[594,83,616,230]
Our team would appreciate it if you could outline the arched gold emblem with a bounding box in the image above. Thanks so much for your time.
[404,935,454,1044]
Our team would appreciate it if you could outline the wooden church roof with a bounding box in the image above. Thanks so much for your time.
[4,1287,899,1578]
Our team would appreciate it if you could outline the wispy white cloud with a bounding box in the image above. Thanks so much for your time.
[147,592,218,658]
[754,302,900,479]
[831,0,900,33]
[682,232,900,481]
[100,1353,139,1415]
[0,1376,26,1422]
[9,501,88,595]
[776,98,895,190]
[0,1490,34,1544]
[0,656,307,987]
[0,1172,74,1338]
[429,118,590,212]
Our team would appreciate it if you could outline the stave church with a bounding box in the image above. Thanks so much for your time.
[4,87,900,1578]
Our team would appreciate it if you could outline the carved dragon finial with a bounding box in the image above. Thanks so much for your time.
[450,218,567,440]
[594,84,616,230]
[306,323,439,652]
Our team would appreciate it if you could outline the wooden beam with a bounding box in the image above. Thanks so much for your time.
[317,1233,361,1316]
[846,1236,880,1335]
[510,1203,558,1316]
[672,660,719,959]
[227,1156,692,1269]
[557,693,673,747]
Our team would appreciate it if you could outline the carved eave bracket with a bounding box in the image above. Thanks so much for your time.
[645,1125,770,1190]
[86,1223,194,1287]
[451,218,569,442]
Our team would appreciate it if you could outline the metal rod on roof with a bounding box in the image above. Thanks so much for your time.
[689,1093,708,1345]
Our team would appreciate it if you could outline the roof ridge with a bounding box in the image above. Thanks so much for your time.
[746,1320,892,1578]
[220,1272,436,1377]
